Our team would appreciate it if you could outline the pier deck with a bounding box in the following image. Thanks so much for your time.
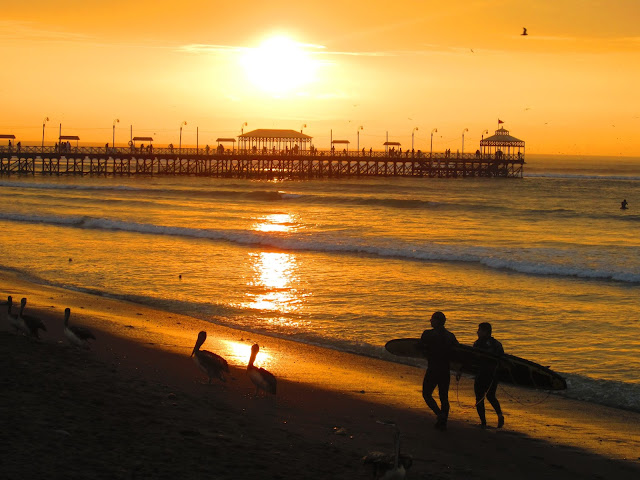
[0,146,523,178]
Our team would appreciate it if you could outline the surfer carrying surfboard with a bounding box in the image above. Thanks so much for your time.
[420,311,459,431]
[473,322,505,429]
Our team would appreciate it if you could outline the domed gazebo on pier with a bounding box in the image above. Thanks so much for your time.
[479,127,525,160]
[238,129,312,153]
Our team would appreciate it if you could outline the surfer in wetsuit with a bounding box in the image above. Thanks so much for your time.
[621,199,628,210]
[473,322,505,428]
[420,311,459,431]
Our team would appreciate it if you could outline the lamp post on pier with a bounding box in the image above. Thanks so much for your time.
[461,128,468,155]
[430,128,438,158]
[481,129,488,157]
[42,117,49,153]
[357,126,363,154]
[179,121,187,155]
[112,118,119,151]
[411,127,419,150]
[241,122,247,152]
[301,124,307,151]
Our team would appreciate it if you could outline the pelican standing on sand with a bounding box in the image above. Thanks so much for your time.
[191,331,230,384]
[63,308,96,348]
[247,343,277,396]
[363,423,413,480]
[18,297,47,338]
[6,296,22,332]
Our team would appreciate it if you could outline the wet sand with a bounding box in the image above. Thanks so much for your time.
[1,270,639,479]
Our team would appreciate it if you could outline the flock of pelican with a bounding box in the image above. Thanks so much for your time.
[191,330,277,396]
[3,296,277,398]
[5,296,94,347]
[4,295,410,478]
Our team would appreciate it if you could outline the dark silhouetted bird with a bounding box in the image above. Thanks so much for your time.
[363,422,413,479]
[63,308,96,348]
[247,343,277,396]
[6,296,22,332]
[18,297,47,338]
[521,27,528,36]
[191,331,230,384]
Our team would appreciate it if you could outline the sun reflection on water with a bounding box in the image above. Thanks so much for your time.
[252,213,299,233]
[244,251,302,314]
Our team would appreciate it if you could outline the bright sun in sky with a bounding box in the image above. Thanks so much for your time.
[240,36,320,94]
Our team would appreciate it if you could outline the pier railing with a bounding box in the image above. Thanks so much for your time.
[0,145,523,161]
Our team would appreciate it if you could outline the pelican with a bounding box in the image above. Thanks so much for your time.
[6,296,22,332]
[18,297,47,338]
[191,331,229,384]
[247,343,277,396]
[63,308,96,348]
[363,423,413,480]
[521,27,528,36]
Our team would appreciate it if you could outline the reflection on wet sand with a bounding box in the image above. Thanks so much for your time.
[220,339,275,370]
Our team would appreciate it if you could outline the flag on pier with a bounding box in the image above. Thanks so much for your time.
[498,119,504,124]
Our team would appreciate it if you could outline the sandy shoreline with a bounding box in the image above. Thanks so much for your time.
[1,270,639,479]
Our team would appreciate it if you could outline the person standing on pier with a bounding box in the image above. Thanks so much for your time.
[420,311,459,431]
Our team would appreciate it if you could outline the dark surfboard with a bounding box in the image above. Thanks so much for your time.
[385,338,566,391]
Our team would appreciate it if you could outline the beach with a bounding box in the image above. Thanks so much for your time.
[2,271,639,479]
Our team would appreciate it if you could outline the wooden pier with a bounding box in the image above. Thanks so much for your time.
[0,147,523,179]
[0,127,526,179]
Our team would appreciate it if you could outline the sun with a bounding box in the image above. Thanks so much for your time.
[241,35,319,94]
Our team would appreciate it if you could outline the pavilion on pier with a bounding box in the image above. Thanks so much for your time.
[59,135,80,148]
[331,139,350,153]
[479,127,525,159]
[238,129,312,153]
[383,141,401,153]
[216,137,236,152]
[132,136,154,147]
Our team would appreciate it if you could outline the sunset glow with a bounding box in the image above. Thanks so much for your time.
[1,1,639,155]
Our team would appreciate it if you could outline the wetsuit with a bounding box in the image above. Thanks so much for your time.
[473,336,504,425]
[420,327,459,426]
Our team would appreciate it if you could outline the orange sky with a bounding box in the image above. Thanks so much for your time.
[1,0,639,155]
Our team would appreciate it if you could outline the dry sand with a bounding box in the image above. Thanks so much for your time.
[1,270,639,479]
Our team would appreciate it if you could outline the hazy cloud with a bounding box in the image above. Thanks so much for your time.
[180,42,394,58]
[0,20,91,42]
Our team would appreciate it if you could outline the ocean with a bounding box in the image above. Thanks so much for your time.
[1,154,638,411]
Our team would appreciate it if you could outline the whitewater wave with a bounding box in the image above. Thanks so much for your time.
[559,373,640,413]
[0,180,143,191]
[2,211,638,283]
[3,180,638,223]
